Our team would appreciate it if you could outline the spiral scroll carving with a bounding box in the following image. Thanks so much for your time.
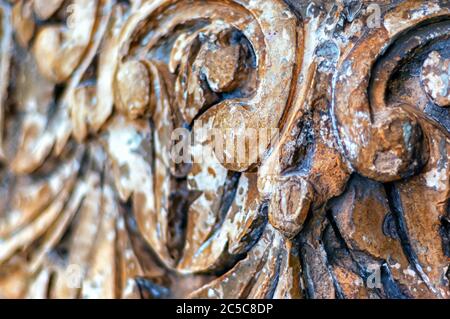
[0,0,448,299]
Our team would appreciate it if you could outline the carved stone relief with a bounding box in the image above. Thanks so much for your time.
[0,0,448,299]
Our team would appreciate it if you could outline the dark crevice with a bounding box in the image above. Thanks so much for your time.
[240,233,276,298]
[380,263,410,299]
[382,211,400,240]
[324,209,381,298]
[135,277,171,299]
[264,249,283,299]
[322,216,349,299]
[231,202,268,256]
[325,207,366,278]
[324,178,411,299]
[193,195,268,278]
[122,201,172,279]
[203,171,241,243]
[297,207,338,299]
[384,183,439,295]
[439,215,450,258]
[46,272,57,299]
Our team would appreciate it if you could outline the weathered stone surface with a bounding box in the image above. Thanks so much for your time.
[0,0,448,299]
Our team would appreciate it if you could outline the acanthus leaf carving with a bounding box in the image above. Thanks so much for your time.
[0,0,448,299]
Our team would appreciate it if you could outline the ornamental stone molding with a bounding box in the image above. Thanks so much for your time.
[0,0,448,299]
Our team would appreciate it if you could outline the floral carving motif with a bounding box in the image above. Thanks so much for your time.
[0,0,448,299]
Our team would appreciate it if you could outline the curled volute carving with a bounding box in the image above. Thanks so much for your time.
[0,0,448,299]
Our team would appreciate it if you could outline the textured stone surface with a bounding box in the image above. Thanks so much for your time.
[0,0,448,299]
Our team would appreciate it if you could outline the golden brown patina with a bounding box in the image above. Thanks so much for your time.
[0,0,448,299]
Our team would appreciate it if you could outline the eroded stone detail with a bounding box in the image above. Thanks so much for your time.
[0,0,448,299]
